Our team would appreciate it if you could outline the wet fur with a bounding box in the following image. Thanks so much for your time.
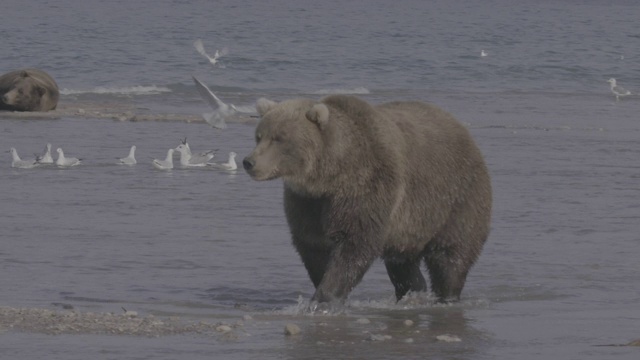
[245,95,492,303]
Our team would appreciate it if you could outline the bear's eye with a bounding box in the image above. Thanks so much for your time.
[273,135,283,143]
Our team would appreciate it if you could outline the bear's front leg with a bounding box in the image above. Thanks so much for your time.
[284,189,333,288]
[310,230,381,304]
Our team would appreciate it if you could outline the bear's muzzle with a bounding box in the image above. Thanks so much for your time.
[242,157,255,171]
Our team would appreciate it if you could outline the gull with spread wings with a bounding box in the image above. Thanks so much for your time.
[192,75,238,129]
[193,39,228,67]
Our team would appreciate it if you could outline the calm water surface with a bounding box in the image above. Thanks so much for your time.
[1,0,640,359]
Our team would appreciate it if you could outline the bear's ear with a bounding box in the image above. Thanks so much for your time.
[256,98,277,116]
[305,104,329,128]
[19,70,29,78]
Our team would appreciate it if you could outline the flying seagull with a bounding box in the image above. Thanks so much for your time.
[193,39,228,66]
[607,78,631,101]
[192,75,237,129]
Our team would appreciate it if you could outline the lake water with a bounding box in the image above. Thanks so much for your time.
[1,1,639,359]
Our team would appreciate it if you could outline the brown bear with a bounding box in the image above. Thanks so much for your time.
[0,69,59,112]
[243,95,492,304]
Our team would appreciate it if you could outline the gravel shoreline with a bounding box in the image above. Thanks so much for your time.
[0,99,258,125]
[0,306,243,337]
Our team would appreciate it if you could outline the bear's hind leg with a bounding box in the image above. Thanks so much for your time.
[424,183,490,303]
[424,226,487,302]
[423,246,469,303]
[384,258,427,301]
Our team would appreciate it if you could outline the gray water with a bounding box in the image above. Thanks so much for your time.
[2,1,640,359]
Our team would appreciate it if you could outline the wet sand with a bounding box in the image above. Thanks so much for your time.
[0,305,244,338]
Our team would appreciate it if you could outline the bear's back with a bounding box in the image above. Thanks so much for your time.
[375,101,490,245]
[375,101,482,178]
[0,69,58,90]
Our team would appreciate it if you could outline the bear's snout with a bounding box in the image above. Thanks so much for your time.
[243,154,278,181]
[242,157,255,171]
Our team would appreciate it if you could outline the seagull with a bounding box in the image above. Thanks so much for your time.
[193,39,228,66]
[209,151,237,171]
[481,50,488,57]
[117,145,137,165]
[9,148,38,168]
[192,75,237,129]
[35,143,54,164]
[175,142,215,167]
[152,149,174,170]
[608,78,631,101]
[179,138,217,163]
[56,148,82,167]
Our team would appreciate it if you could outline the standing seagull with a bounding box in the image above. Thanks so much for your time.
[608,78,631,101]
[177,138,217,163]
[152,149,174,170]
[36,143,54,164]
[117,145,137,165]
[192,75,236,129]
[481,50,488,57]
[177,138,217,164]
[210,151,238,171]
[175,142,215,167]
[193,39,228,66]
[56,148,82,167]
[9,148,38,169]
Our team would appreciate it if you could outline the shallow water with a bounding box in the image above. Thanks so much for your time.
[2,0,640,359]
[2,92,639,359]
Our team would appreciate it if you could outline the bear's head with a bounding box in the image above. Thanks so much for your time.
[1,71,46,111]
[243,98,325,181]
[244,95,387,195]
